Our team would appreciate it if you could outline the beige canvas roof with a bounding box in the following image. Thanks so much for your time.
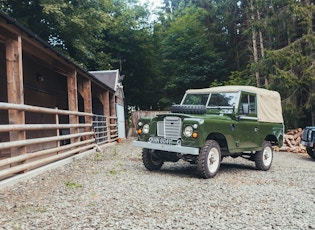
[186,85,283,123]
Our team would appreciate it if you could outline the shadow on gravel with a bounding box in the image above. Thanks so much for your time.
[298,155,315,162]
[149,160,257,179]
[220,162,256,171]
[153,163,198,179]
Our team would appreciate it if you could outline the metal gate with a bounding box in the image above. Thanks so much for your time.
[93,115,108,144]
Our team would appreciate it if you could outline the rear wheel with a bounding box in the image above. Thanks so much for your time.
[255,141,273,171]
[306,147,315,159]
[142,148,164,171]
[197,140,221,179]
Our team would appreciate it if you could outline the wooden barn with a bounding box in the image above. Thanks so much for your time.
[0,12,124,181]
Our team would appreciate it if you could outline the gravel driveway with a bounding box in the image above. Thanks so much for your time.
[0,139,314,230]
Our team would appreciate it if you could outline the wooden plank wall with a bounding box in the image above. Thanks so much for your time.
[22,54,69,152]
[0,14,120,172]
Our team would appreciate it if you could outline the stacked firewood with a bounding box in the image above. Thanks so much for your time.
[276,128,306,153]
[129,111,168,137]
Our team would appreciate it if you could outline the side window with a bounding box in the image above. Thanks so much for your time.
[239,93,257,116]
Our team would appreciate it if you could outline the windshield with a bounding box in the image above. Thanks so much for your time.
[207,92,238,107]
[181,92,239,114]
[182,94,209,105]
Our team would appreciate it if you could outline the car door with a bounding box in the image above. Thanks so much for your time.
[233,92,260,150]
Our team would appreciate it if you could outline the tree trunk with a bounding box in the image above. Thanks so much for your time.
[257,9,267,87]
[250,0,260,87]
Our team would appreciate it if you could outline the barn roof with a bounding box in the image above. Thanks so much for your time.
[89,70,120,91]
[90,70,124,99]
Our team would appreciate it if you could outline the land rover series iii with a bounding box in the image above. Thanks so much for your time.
[133,85,284,178]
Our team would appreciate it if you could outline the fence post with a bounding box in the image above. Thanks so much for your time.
[6,35,26,169]
[55,107,60,150]
[67,70,79,145]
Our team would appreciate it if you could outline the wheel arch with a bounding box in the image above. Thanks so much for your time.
[206,132,228,152]
[265,134,280,146]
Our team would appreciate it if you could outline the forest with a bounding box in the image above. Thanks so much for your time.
[1,0,315,129]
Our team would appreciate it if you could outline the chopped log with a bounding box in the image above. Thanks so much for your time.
[280,128,306,154]
[295,136,301,145]
[285,136,294,148]
[293,128,303,140]
[130,111,168,137]
[273,146,280,152]
[286,130,296,135]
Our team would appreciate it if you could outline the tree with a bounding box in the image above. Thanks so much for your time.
[2,0,315,126]
[156,5,226,106]
[259,34,315,128]
[0,0,160,109]
[0,0,50,39]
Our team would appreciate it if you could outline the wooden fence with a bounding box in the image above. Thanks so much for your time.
[93,115,118,144]
[0,102,118,180]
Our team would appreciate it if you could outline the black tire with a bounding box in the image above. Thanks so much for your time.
[142,148,164,171]
[170,105,207,114]
[255,141,273,171]
[197,140,221,179]
[306,147,315,159]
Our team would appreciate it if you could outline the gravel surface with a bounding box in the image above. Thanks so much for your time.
[0,138,314,230]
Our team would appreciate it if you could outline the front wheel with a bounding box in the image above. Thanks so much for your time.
[306,147,315,159]
[255,141,273,171]
[197,140,221,179]
[142,148,164,171]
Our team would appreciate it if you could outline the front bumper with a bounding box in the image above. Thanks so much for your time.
[301,140,314,148]
[132,140,200,155]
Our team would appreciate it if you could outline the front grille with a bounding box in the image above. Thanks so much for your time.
[157,116,182,139]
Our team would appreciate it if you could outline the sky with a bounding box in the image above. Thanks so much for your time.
[139,0,163,11]
[138,0,164,22]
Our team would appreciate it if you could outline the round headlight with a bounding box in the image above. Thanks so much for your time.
[143,124,150,134]
[184,126,193,137]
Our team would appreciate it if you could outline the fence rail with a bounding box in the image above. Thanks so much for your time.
[0,102,118,180]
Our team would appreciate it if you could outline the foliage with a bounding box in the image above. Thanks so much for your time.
[259,35,315,128]
[156,4,227,106]
[224,70,254,86]
[1,0,315,126]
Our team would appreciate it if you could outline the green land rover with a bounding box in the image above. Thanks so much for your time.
[133,85,284,178]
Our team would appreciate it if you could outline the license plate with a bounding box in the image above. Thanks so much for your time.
[149,137,173,145]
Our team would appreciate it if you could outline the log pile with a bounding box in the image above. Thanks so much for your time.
[129,110,168,137]
[276,128,306,153]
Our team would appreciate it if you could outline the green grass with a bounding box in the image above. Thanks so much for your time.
[109,169,117,175]
[65,181,83,188]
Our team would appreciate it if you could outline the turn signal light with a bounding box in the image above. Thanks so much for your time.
[137,129,142,135]
[192,132,198,138]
